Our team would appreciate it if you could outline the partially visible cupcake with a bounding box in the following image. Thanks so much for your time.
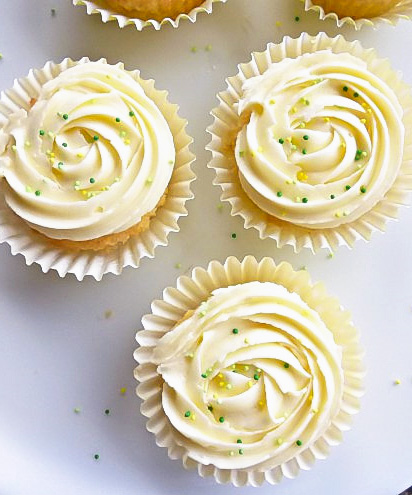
[0,59,195,279]
[72,0,228,30]
[97,0,204,21]
[207,33,412,253]
[303,0,412,29]
[135,256,364,486]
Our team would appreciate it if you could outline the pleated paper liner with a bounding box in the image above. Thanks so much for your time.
[134,256,365,486]
[207,32,412,253]
[0,58,195,280]
[72,0,228,31]
[302,0,412,30]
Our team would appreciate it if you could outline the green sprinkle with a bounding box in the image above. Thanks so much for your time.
[278,138,284,144]
[115,117,121,123]
[330,194,335,199]
[93,135,99,141]
[232,328,239,334]
[35,190,41,196]
[254,374,259,380]
[205,44,212,52]
[296,440,303,446]
[208,405,214,412]
[360,186,367,194]
[303,135,309,141]
[302,197,308,203]
[62,113,68,120]
[25,186,32,193]
[104,409,110,415]
[353,92,359,98]
[190,46,198,53]
[129,111,135,117]
[302,149,307,155]
[62,142,67,147]
[277,191,283,197]
[39,130,45,136]
[73,407,81,413]
[237,439,242,444]
[184,411,191,418]
[201,373,208,378]
[295,16,300,21]
[219,416,225,423]
[90,178,96,184]
[51,8,56,16]
[238,449,244,455]
[231,233,237,239]
[94,454,100,460]
[284,362,290,369]
[174,263,182,269]
[239,150,245,157]
[345,185,351,191]
[119,130,127,138]
[58,162,63,169]
[343,86,349,92]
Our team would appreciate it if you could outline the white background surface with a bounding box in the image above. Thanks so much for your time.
[0,0,411,494]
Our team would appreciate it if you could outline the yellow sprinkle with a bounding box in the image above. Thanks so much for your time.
[49,158,55,165]
[104,310,112,318]
[244,338,249,344]
[244,365,249,371]
[276,438,284,446]
[213,393,218,399]
[360,118,367,124]
[286,180,292,185]
[258,400,264,407]
[124,138,130,145]
[247,381,253,388]
[367,108,372,113]
[250,151,255,157]
[96,206,104,213]
[205,44,212,52]
[218,373,224,379]
[295,196,301,203]
[146,177,153,185]
[335,212,342,218]
[231,364,236,369]
[340,142,346,148]
[362,102,368,108]
[286,137,292,143]
[257,146,263,153]
[226,384,232,390]
[229,451,235,456]
[291,106,297,113]
[394,379,401,385]
[299,122,306,128]
[269,99,276,105]
[191,414,196,421]
[47,131,54,138]
[309,395,313,400]
[185,352,194,359]
[297,171,308,182]
[24,140,31,147]
[81,190,87,196]
[219,381,225,387]
[199,310,206,317]
[312,408,319,414]
[275,20,282,27]
[114,177,120,182]
[281,211,287,216]
[77,153,84,158]
[323,117,330,122]
[120,387,127,395]
[190,46,198,53]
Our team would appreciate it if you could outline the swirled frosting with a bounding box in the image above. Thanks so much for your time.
[153,281,343,469]
[235,51,404,229]
[0,61,175,241]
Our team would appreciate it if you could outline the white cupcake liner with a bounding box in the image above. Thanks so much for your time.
[0,57,196,280]
[134,255,365,486]
[72,0,228,31]
[302,0,412,30]
[207,32,412,253]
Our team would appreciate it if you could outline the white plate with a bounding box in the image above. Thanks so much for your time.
[0,1,411,494]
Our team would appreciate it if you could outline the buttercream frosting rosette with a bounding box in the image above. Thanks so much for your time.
[134,256,364,486]
[302,0,412,30]
[207,33,412,252]
[72,0,228,31]
[0,58,195,280]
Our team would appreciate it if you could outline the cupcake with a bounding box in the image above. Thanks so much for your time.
[303,0,412,29]
[0,59,195,279]
[207,33,412,253]
[135,256,364,486]
[72,0,228,30]
[96,0,205,21]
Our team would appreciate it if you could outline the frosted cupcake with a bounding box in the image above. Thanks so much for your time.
[135,256,364,486]
[73,0,228,30]
[208,33,412,252]
[303,0,412,29]
[0,59,195,279]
